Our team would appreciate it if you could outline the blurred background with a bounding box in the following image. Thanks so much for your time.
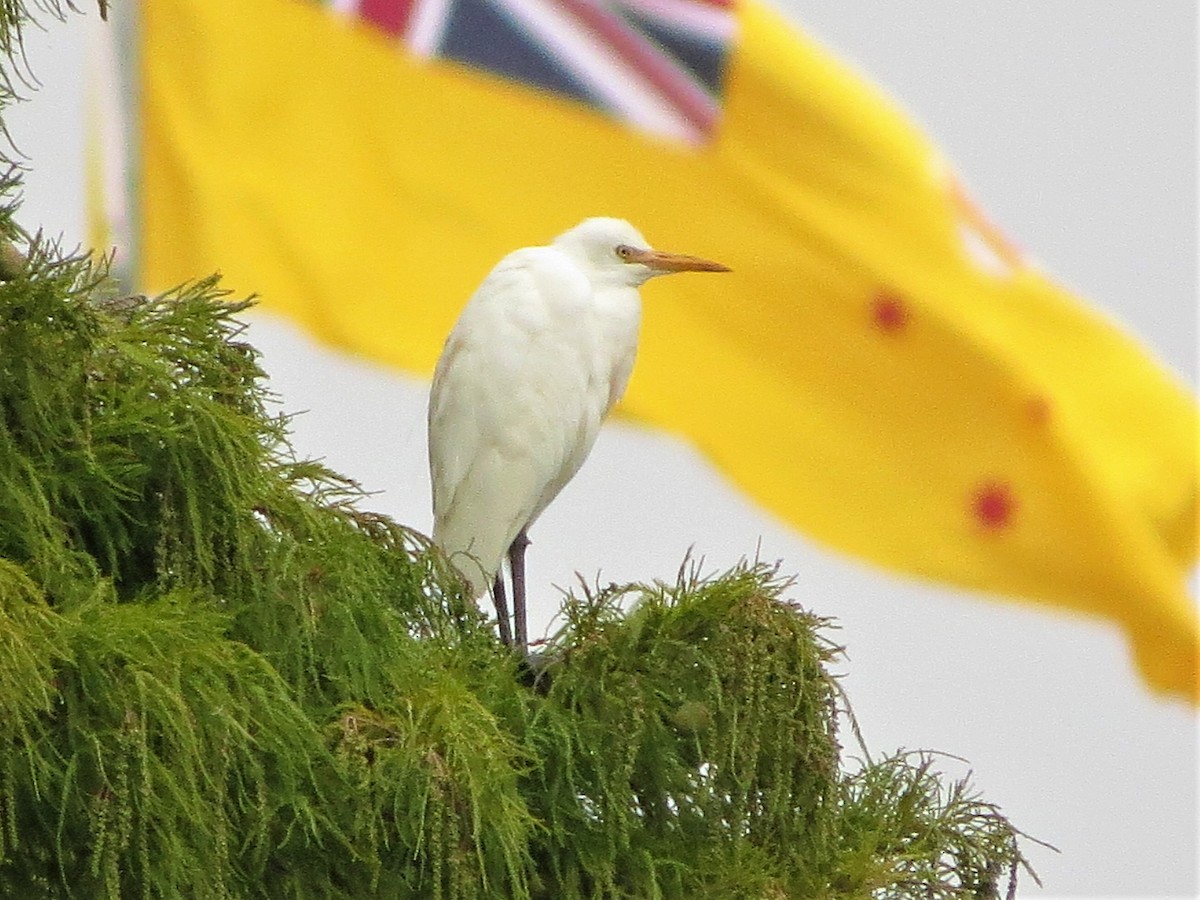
[8,2,1196,896]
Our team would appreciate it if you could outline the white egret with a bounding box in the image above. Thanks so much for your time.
[428,217,729,652]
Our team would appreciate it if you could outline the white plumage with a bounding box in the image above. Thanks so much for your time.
[428,217,728,650]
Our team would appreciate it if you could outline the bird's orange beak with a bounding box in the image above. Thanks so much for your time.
[627,248,731,273]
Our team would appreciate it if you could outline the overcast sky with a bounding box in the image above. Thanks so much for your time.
[6,3,1198,896]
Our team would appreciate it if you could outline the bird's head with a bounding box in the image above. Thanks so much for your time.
[552,217,730,288]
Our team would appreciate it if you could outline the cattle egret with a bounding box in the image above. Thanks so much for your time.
[428,217,729,652]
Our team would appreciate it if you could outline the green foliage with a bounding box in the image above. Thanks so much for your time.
[0,7,1039,896]
[524,570,841,897]
[0,247,1039,896]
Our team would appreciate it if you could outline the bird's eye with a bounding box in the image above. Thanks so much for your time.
[615,244,633,261]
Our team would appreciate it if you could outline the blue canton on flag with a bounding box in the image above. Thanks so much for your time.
[324,0,736,144]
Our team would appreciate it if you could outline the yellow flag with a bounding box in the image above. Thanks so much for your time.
[120,0,1198,698]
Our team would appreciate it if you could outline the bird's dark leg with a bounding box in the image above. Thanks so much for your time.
[508,529,530,653]
[492,573,513,646]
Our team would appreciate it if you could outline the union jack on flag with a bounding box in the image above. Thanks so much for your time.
[322,0,737,144]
